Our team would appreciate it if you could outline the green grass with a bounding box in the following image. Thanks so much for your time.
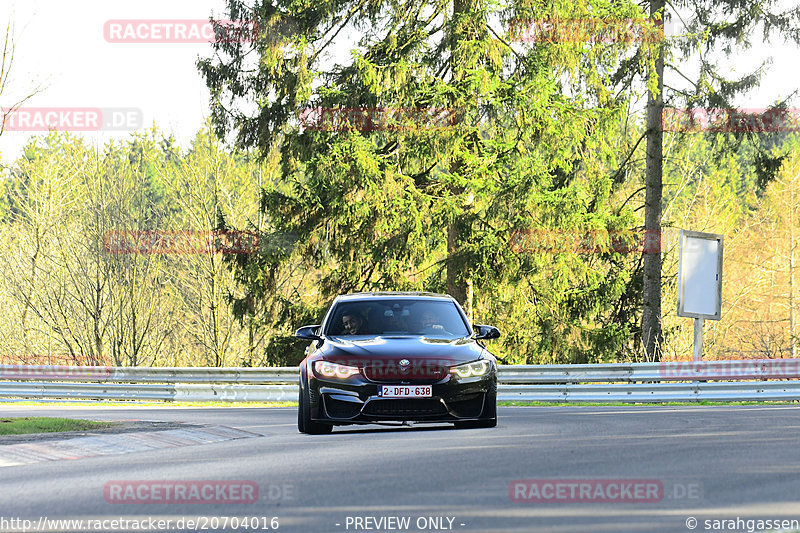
[0,417,115,435]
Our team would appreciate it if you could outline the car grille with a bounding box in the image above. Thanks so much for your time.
[362,399,448,417]
[362,363,448,383]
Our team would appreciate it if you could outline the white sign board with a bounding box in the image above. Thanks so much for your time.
[677,230,723,320]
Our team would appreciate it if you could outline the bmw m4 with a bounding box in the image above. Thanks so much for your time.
[295,292,499,434]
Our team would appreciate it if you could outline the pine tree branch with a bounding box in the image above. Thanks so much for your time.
[610,130,646,185]
[309,0,371,65]
[665,63,699,93]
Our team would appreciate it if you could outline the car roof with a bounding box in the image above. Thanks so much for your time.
[335,291,455,302]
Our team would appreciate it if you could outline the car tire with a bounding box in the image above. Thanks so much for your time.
[299,375,333,435]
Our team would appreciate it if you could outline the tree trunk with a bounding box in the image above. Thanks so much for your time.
[642,0,665,361]
[446,0,481,321]
[447,216,473,320]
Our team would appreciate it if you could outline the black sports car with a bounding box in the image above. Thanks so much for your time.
[295,292,500,434]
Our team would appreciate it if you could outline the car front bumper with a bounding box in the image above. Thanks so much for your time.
[308,372,497,424]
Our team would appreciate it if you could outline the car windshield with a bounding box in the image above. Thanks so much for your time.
[325,299,470,337]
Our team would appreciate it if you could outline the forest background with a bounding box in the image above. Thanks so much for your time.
[0,0,798,367]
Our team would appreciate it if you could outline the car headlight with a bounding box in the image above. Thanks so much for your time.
[314,360,360,379]
[451,360,490,378]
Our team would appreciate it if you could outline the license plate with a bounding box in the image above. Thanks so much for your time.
[379,385,432,398]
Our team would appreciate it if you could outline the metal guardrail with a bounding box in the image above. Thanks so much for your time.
[2,361,800,402]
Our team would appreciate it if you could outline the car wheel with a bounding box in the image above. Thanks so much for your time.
[299,376,333,435]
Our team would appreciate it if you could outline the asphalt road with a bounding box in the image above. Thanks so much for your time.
[1,405,800,533]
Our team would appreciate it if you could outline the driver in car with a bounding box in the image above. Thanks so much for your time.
[342,312,365,335]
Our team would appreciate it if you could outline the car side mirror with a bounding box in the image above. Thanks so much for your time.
[295,325,323,342]
[473,324,500,340]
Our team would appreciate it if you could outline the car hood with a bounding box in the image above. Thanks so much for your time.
[317,335,487,367]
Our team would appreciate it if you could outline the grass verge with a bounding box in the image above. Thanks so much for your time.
[0,417,114,435]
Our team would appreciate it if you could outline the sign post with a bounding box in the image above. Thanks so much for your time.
[693,317,704,362]
[677,230,724,361]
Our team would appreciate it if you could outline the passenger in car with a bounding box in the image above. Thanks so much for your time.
[419,310,451,335]
[382,305,409,332]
